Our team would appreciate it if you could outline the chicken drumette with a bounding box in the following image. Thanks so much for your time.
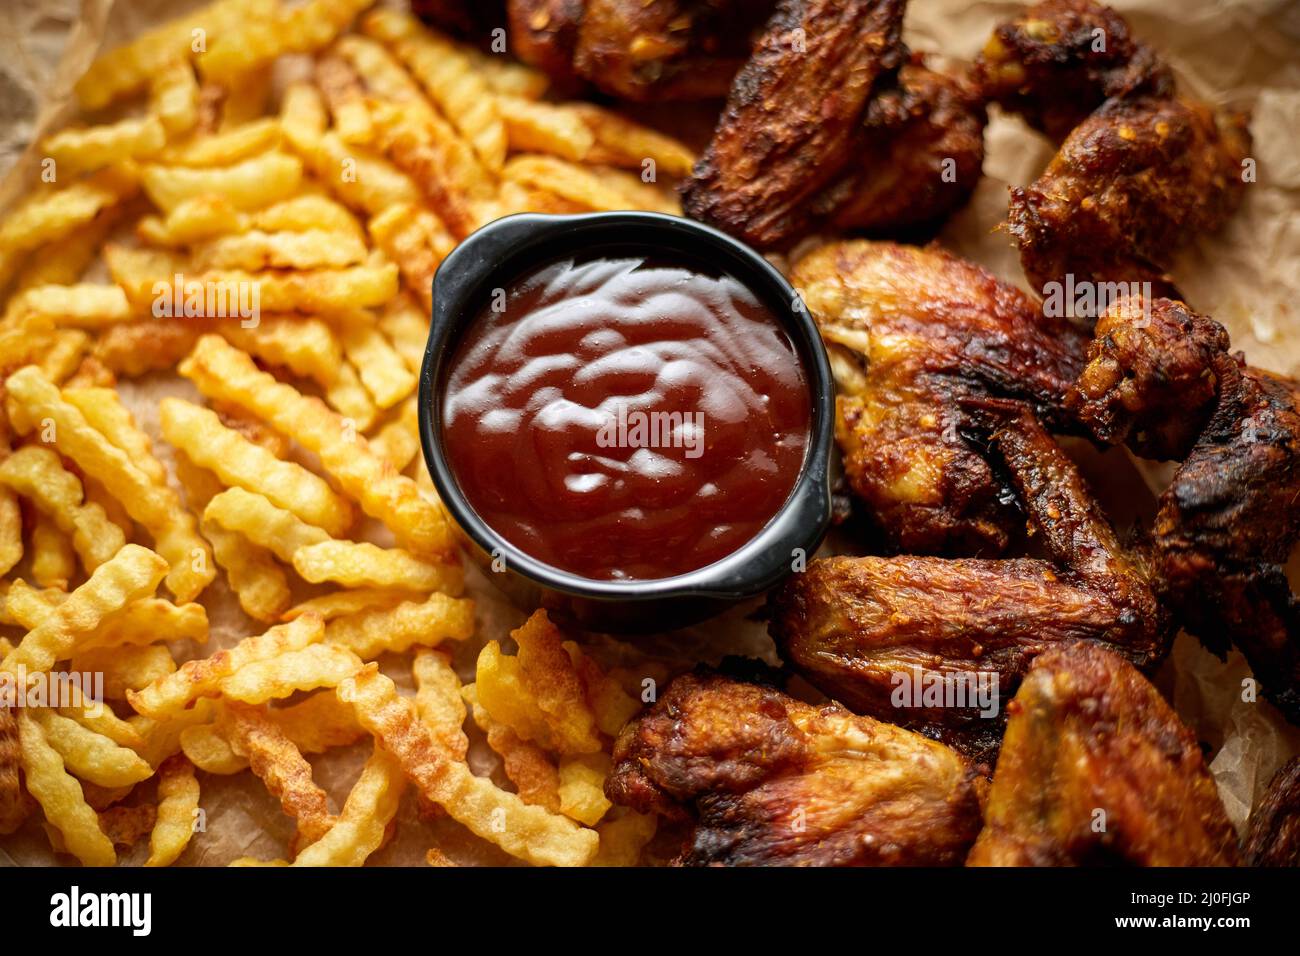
[967,642,1239,866]
[792,240,1088,555]
[606,665,984,866]
[974,0,1172,143]
[975,0,1251,299]
[1067,296,1300,721]
[681,0,986,249]
[769,396,1168,764]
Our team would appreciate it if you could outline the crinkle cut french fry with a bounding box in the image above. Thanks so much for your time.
[571,103,697,178]
[325,358,378,430]
[0,166,138,259]
[283,588,404,622]
[179,335,454,557]
[4,369,213,602]
[127,612,324,719]
[497,95,596,162]
[203,487,331,562]
[294,540,462,593]
[199,0,373,82]
[133,261,399,314]
[174,453,292,623]
[145,754,200,866]
[62,385,167,485]
[221,316,343,388]
[339,665,598,867]
[140,152,303,213]
[30,513,74,589]
[0,702,25,835]
[413,650,467,758]
[0,445,126,571]
[327,593,473,660]
[81,598,209,651]
[377,293,427,373]
[74,0,265,109]
[463,683,561,812]
[180,722,248,774]
[192,229,368,271]
[12,205,120,291]
[130,697,214,769]
[39,329,90,384]
[271,691,365,753]
[503,155,680,215]
[1,544,168,675]
[75,643,177,700]
[367,203,452,313]
[362,9,506,171]
[12,284,132,329]
[0,487,21,577]
[291,745,404,866]
[218,643,363,705]
[279,81,328,157]
[56,701,145,753]
[17,708,116,866]
[314,53,375,146]
[222,700,335,846]
[374,113,491,240]
[307,134,422,217]
[593,810,658,867]
[339,320,417,410]
[93,318,206,377]
[41,116,166,173]
[162,398,353,536]
[369,397,420,472]
[29,709,154,788]
[154,117,281,167]
[557,753,612,826]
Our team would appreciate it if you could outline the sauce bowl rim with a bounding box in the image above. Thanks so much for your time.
[418,210,834,603]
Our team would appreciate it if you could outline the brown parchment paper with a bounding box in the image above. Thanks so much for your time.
[0,0,1298,865]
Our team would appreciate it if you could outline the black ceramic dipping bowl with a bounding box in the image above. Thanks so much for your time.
[418,211,833,633]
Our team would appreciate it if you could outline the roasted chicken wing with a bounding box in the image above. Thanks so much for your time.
[1009,94,1251,299]
[967,642,1239,866]
[770,399,1167,764]
[606,666,984,866]
[1245,757,1300,866]
[1067,296,1300,721]
[809,57,987,237]
[680,0,909,248]
[974,0,1172,142]
[792,240,1088,554]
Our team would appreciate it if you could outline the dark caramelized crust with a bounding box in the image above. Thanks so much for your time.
[1068,296,1300,720]
[1245,757,1300,866]
[607,668,984,866]
[507,0,585,89]
[1010,95,1251,297]
[792,240,1088,555]
[1066,296,1229,460]
[572,0,771,101]
[974,0,1172,142]
[812,58,987,235]
[770,403,1167,764]
[681,0,907,249]
[967,642,1240,866]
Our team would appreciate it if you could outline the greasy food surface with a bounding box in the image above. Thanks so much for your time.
[792,240,1087,554]
[1069,297,1300,720]
[680,0,907,248]
[770,402,1166,763]
[1245,756,1300,866]
[974,0,1172,142]
[967,642,1240,866]
[1009,95,1251,297]
[606,667,983,865]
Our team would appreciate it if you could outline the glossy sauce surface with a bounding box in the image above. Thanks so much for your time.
[442,255,811,580]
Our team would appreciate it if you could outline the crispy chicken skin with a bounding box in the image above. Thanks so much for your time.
[770,401,1167,763]
[572,0,772,102]
[1067,297,1300,721]
[508,0,585,90]
[1245,757,1300,866]
[606,667,984,866]
[792,240,1088,554]
[967,642,1239,866]
[974,0,1172,143]
[680,0,908,249]
[810,58,987,236]
[1009,94,1251,298]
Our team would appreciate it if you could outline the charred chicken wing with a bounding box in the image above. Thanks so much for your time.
[606,667,984,866]
[1067,296,1300,721]
[1245,756,1300,866]
[680,0,909,248]
[1009,94,1251,298]
[967,642,1239,866]
[974,0,1172,142]
[770,400,1167,764]
[792,240,1088,554]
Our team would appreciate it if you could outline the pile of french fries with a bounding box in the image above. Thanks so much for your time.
[0,0,686,867]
